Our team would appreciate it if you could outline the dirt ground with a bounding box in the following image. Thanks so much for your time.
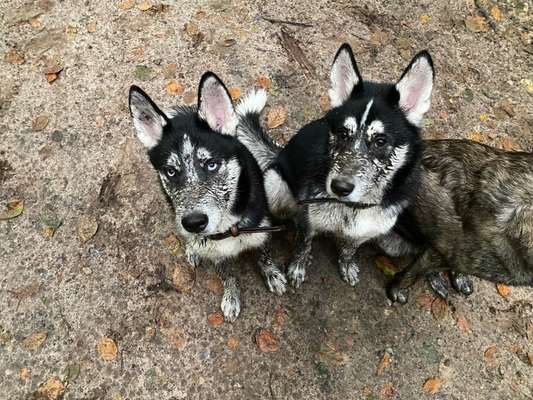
[1,0,532,399]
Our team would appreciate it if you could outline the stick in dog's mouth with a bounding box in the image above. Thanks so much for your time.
[298,197,377,209]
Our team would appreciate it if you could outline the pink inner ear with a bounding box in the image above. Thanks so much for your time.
[211,94,227,131]
[403,75,426,110]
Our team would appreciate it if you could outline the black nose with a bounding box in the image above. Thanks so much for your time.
[331,178,354,197]
[181,213,209,233]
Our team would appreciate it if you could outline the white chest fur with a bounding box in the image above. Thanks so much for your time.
[307,203,400,244]
[187,231,268,262]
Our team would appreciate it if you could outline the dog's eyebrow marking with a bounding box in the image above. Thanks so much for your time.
[343,117,358,132]
[197,147,212,160]
[166,152,180,168]
[367,120,385,139]
[360,98,374,128]
[181,134,197,182]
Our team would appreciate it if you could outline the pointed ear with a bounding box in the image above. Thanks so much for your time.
[197,72,238,135]
[328,43,363,108]
[129,86,169,149]
[395,51,434,127]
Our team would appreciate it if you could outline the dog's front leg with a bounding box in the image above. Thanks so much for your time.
[214,260,241,323]
[287,208,314,288]
[258,240,287,296]
[338,237,361,286]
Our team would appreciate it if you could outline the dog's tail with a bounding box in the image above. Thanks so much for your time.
[236,89,280,171]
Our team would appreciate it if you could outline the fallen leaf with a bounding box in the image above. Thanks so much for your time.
[274,306,287,327]
[468,131,487,144]
[498,138,520,152]
[380,383,394,400]
[195,9,205,19]
[204,274,224,295]
[118,0,134,10]
[163,233,183,257]
[221,38,236,47]
[319,95,330,112]
[95,115,105,128]
[228,87,241,101]
[163,63,177,79]
[420,14,430,24]
[8,282,40,301]
[41,216,61,238]
[416,292,435,310]
[207,312,224,327]
[34,377,64,400]
[0,199,24,220]
[162,327,186,349]
[496,283,512,297]
[137,1,152,11]
[21,331,47,351]
[172,260,196,293]
[495,99,515,118]
[227,336,239,349]
[5,49,25,65]
[490,5,502,22]
[456,315,470,332]
[76,215,98,243]
[182,90,196,105]
[431,298,448,321]
[362,387,372,397]
[266,106,287,129]
[375,256,400,277]
[256,74,272,90]
[66,25,78,38]
[45,73,58,83]
[167,80,184,96]
[30,18,41,28]
[87,22,97,33]
[184,22,199,36]
[528,352,533,366]
[133,65,153,81]
[279,29,316,77]
[376,352,392,376]
[20,368,30,380]
[484,345,498,365]
[97,337,118,361]
[519,79,533,94]
[32,115,49,131]
[255,329,279,352]
[422,377,442,394]
[479,113,489,122]
[464,15,488,33]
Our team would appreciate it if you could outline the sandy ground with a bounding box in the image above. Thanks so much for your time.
[1,0,532,399]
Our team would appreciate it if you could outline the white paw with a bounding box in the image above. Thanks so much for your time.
[265,269,287,296]
[340,262,360,286]
[287,263,306,288]
[221,291,241,323]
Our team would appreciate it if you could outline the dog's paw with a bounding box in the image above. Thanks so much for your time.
[450,272,474,296]
[287,262,306,288]
[264,269,287,296]
[221,292,241,323]
[427,272,449,299]
[386,283,409,304]
[339,261,360,286]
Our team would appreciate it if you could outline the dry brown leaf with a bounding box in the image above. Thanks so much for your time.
[77,215,98,243]
[20,368,30,380]
[195,9,205,19]
[34,377,64,400]
[464,15,488,33]
[431,298,448,321]
[456,315,470,332]
[30,18,41,28]
[267,106,287,129]
[5,49,25,65]
[0,199,24,220]
[274,306,287,327]
[172,261,195,293]
[376,352,392,376]
[498,138,520,152]
[87,22,97,33]
[45,73,58,83]
[416,292,434,310]
[97,337,118,361]
[21,331,47,351]
[227,336,239,349]
[528,352,533,366]
[228,87,241,101]
[380,383,394,400]
[182,90,196,105]
[319,95,330,112]
[184,22,199,36]
[422,377,442,394]
[163,63,177,79]
[118,0,134,10]
[137,1,152,11]
[256,74,272,90]
[222,38,236,47]
[468,131,488,144]
[161,327,186,349]
[204,274,224,295]
[207,312,224,327]
[167,80,184,96]
[496,283,512,297]
[32,115,49,131]
[490,5,502,22]
[484,345,498,364]
[255,329,279,352]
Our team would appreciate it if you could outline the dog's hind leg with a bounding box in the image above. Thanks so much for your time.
[338,238,361,286]
[258,241,287,296]
[215,260,241,322]
[287,207,314,288]
[376,231,419,257]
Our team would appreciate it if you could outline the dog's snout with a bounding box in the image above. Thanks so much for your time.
[331,178,355,197]
[181,213,209,233]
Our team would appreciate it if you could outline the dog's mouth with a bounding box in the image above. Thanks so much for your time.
[298,197,378,209]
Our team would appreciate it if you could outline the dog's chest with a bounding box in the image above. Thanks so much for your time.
[188,232,268,261]
[308,204,397,241]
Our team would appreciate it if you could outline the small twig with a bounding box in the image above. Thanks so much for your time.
[474,0,498,32]
[262,15,314,28]
[278,28,317,78]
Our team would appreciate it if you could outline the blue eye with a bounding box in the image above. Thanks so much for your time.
[165,167,176,177]
[206,160,219,172]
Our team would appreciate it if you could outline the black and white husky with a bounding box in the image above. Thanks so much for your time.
[237,44,434,288]
[128,72,287,322]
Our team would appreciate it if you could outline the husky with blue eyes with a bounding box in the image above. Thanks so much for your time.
[128,72,287,322]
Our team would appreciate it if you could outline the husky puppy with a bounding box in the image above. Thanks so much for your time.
[128,72,287,322]
[237,44,434,288]
[385,139,533,303]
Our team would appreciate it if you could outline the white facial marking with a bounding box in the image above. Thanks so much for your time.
[367,120,385,139]
[343,117,358,133]
[181,134,197,183]
[389,145,409,172]
[197,147,212,161]
[167,152,180,168]
[360,99,374,128]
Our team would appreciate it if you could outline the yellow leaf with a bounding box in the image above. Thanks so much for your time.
[22,332,47,351]
[118,0,134,10]
[490,5,502,22]
[520,79,533,94]
[0,200,24,220]
[228,87,241,101]
[266,106,287,129]
[97,337,118,361]
[77,215,98,243]
[468,131,487,144]
[137,1,152,11]
[420,14,430,24]
[34,377,64,400]
[166,80,184,96]
[496,283,511,297]
[87,22,97,33]
[479,113,489,122]
[227,336,239,349]
[20,368,30,380]
[464,15,487,33]
[422,377,442,394]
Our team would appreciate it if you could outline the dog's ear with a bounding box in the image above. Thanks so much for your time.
[395,51,434,127]
[197,72,238,135]
[329,43,363,108]
[129,86,169,149]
